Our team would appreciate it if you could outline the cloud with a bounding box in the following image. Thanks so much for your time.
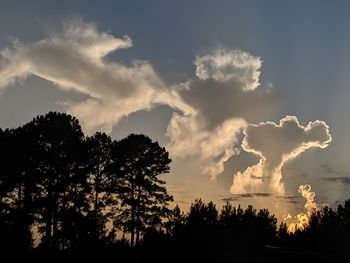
[167,114,246,177]
[321,165,350,185]
[321,164,350,176]
[178,50,280,130]
[320,164,333,174]
[222,192,273,202]
[323,177,350,185]
[0,18,278,180]
[230,116,332,195]
[176,79,280,131]
[167,49,279,178]
[275,195,298,200]
[0,17,192,133]
[194,49,261,91]
[1,18,133,93]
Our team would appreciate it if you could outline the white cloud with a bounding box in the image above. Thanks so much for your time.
[167,113,246,178]
[167,49,277,178]
[0,18,278,180]
[231,116,332,195]
[0,18,190,133]
[194,49,262,91]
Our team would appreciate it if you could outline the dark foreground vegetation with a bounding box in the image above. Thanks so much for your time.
[0,112,349,262]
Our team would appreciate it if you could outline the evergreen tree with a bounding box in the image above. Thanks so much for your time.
[110,134,173,246]
[26,112,89,250]
[85,132,114,240]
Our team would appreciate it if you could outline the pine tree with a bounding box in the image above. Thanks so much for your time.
[26,112,89,250]
[85,132,113,240]
[110,134,173,246]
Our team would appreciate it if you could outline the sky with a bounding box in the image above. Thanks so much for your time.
[1,0,350,220]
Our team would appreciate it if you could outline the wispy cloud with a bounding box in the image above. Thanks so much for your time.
[323,177,350,185]
[320,165,350,185]
[275,195,300,204]
[321,164,350,176]
[222,192,273,202]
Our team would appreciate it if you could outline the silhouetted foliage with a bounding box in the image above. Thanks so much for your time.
[1,111,350,262]
[110,134,173,246]
[29,113,90,252]
[85,132,114,241]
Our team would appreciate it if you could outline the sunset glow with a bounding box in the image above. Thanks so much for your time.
[1,1,350,261]
[283,185,318,234]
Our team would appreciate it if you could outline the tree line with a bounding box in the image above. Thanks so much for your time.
[1,112,350,262]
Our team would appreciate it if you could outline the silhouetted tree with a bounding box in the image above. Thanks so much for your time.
[256,208,277,244]
[26,112,89,251]
[277,222,289,246]
[0,125,40,255]
[0,128,23,256]
[187,199,218,226]
[110,134,173,246]
[3,110,350,262]
[165,204,186,237]
[338,199,350,226]
[218,202,241,251]
[85,132,114,240]
[184,199,219,252]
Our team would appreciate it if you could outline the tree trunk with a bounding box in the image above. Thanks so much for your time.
[0,193,3,213]
[52,195,58,249]
[73,184,79,247]
[46,205,52,246]
[94,173,100,239]
[136,185,141,246]
[22,182,33,252]
[130,181,135,247]
[46,181,53,247]
[17,182,23,210]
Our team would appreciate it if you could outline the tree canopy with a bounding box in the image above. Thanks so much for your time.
[1,111,350,262]
[0,112,173,260]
